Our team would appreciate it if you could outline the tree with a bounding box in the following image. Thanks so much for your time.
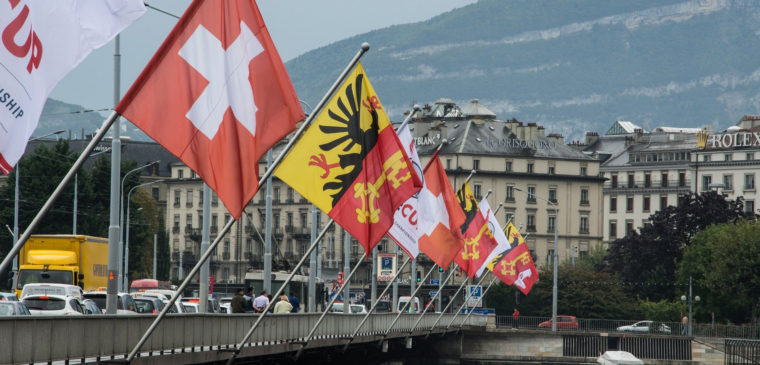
[604,191,752,301]
[679,219,760,324]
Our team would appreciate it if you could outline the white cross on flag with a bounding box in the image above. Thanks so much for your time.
[0,0,146,174]
[116,0,304,218]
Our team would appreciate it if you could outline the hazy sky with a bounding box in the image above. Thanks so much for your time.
[48,0,477,112]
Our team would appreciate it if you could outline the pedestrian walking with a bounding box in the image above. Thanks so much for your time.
[681,314,688,335]
[274,294,293,313]
[512,308,520,328]
[289,292,300,313]
[231,289,247,314]
[253,290,269,313]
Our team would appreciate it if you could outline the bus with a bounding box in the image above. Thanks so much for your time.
[129,279,175,294]
[243,271,325,312]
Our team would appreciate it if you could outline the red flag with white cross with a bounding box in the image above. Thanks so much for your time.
[116,0,304,218]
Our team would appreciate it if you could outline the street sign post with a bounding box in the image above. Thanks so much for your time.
[377,254,396,281]
[466,285,482,307]
[431,279,440,285]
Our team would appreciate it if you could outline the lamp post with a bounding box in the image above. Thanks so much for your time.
[514,186,559,332]
[681,276,700,336]
[125,179,164,290]
[119,161,159,291]
[11,129,65,288]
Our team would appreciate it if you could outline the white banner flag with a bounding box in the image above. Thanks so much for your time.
[387,119,425,258]
[0,0,146,174]
[475,199,511,277]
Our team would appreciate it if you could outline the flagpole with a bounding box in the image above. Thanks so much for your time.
[222,220,336,365]
[0,111,120,276]
[457,276,498,330]
[256,43,370,187]
[404,264,458,338]
[342,255,412,352]
[294,254,366,360]
[378,262,438,344]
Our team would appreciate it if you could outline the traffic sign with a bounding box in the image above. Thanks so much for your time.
[429,290,438,297]
[466,285,483,307]
[430,279,440,285]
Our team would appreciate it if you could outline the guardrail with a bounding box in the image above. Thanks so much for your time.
[0,313,486,364]
[496,315,760,339]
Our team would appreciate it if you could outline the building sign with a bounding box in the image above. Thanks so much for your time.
[377,253,396,281]
[484,137,557,150]
[414,133,441,146]
[701,131,760,150]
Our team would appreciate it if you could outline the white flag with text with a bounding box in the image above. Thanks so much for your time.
[0,0,145,174]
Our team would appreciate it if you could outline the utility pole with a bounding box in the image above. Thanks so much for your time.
[199,184,211,313]
[343,230,351,313]
[106,34,122,314]
[308,205,317,312]
[371,246,377,308]
[392,244,398,312]
[264,151,273,293]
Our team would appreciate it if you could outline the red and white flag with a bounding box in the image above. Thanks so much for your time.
[387,120,425,258]
[116,0,304,218]
[0,0,146,174]
[417,156,466,268]
[474,199,511,277]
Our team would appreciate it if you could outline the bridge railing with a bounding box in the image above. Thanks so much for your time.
[496,315,760,339]
[0,313,486,364]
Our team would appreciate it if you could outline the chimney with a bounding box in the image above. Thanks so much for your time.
[537,125,546,138]
[547,133,564,145]
[585,131,599,146]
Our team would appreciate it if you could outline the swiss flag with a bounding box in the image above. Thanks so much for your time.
[417,156,466,268]
[116,0,303,218]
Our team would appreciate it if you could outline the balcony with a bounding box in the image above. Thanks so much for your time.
[222,252,230,260]
[526,225,536,232]
[604,179,691,192]
[579,228,590,234]
[245,225,253,233]
[172,226,180,234]
[210,226,218,234]
[184,226,200,235]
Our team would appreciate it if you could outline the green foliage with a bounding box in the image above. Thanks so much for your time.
[637,299,686,322]
[604,192,751,301]
[679,220,760,324]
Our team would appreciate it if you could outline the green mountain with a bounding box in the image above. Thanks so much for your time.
[286,0,760,140]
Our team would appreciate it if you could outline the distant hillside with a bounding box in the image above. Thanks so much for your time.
[286,0,760,140]
[39,99,149,140]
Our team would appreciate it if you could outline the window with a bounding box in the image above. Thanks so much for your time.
[212,214,218,228]
[527,186,536,203]
[473,184,482,199]
[185,214,192,229]
[610,196,617,212]
[273,187,280,202]
[286,212,293,227]
[746,200,755,215]
[446,159,452,169]
[745,174,755,190]
[287,187,294,202]
[223,239,230,260]
[173,190,180,207]
[473,159,480,170]
[580,188,589,205]
[178,169,184,179]
[527,163,534,174]
[152,187,159,200]
[725,154,732,161]
[246,238,253,256]
[505,211,515,225]
[548,188,557,203]
[546,249,554,267]
[723,175,733,191]
[579,215,589,234]
[625,220,634,236]
[609,221,617,239]
[526,214,536,232]
[548,166,555,175]
[660,195,668,210]
[701,175,712,191]
[703,155,711,162]
[644,173,651,187]
[643,196,650,212]
[506,185,515,201]
[186,190,193,207]
[747,152,754,161]
[212,193,218,206]
[316,211,322,228]
[173,215,180,229]
[627,174,634,188]
[273,212,280,227]
[679,172,686,187]
[505,160,512,172]
[547,216,556,232]
[300,210,308,228]
[661,173,668,187]
[626,196,633,212]
[611,175,618,188]
[580,166,587,176]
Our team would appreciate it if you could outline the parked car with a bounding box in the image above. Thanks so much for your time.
[617,320,671,334]
[538,315,579,329]
[82,292,137,314]
[182,302,199,313]
[0,292,19,301]
[20,283,83,301]
[351,304,368,314]
[22,295,83,315]
[180,297,220,313]
[81,299,103,315]
[374,300,392,313]
[162,300,185,314]
[0,301,31,315]
[133,297,166,315]
[219,297,232,313]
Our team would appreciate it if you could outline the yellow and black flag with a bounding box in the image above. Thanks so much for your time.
[274,63,422,255]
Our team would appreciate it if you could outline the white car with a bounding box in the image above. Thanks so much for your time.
[22,294,84,316]
[182,302,199,313]
[20,283,83,301]
[617,320,671,334]
[82,292,137,315]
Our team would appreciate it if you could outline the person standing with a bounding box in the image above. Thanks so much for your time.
[253,290,270,313]
[274,294,293,313]
[512,308,520,328]
[231,289,247,314]
[289,292,300,313]
[681,314,688,335]
[244,287,254,312]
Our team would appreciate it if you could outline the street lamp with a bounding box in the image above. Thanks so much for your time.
[514,186,559,332]
[681,276,700,336]
[124,179,164,290]
[119,161,159,291]
[11,129,65,288]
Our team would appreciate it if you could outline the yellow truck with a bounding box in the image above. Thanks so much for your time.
[14,235,109,297]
